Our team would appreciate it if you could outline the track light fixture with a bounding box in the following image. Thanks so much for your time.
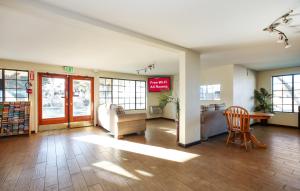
[263,9,297,48]
[136,63,155,75]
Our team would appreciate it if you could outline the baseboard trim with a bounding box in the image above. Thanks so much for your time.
[146,117,176,122]
[178,140,201,148]
[267,123,298,129]
[251,122,298,129]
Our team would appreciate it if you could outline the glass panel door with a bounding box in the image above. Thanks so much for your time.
[38,73,68,125]
[69,76,94,122]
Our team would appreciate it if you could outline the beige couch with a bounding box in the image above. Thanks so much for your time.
[97,104,146,139]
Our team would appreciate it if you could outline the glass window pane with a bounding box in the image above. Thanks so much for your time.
[5,80,16,88]
[294,75,300,83]
[17,97,28,101]
[283,98,292,104]
[17,90,27,98]
[282,84,292,91]
[273,97,282,105]
[119,98,124,104]
[294,97,300,106]
[17,71,28,80]
[282,105,292,112]
[100,98,105,104]
[5,89,16,99]
[73,79,91,116]
[105,98,111,104]
[119,80,124,86]
[294,83,300,90]
[125,104,130,110]
[283,91,292,98]
[273,104,282,112]
[6,97,16,102]
[113,80,118,85]
[273,83,282,91]
[4,70,16,79]
[273,76,282,84]
[130,104,135,109]
[273,91,282,97]
[17,80,27,89]
[282,76,292,83]
[42,77,65,119]
[295,90,300,98]
[113,98,118,104]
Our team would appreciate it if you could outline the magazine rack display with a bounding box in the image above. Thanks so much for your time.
[0,102,31,137]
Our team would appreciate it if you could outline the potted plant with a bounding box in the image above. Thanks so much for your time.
[254,88,272,125]
[159,92,180,142]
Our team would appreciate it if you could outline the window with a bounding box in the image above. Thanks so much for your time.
[272,74,300,112]
[200,84,221,100]
[0,69,29,102]
[99,78,146,110]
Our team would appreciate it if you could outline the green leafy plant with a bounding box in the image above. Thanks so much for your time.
[254,88,272,113]
[159,92,180,120]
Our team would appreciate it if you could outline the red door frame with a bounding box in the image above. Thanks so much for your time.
[38,73,69,125]
[38,73,94,126]
[69,76,94,122]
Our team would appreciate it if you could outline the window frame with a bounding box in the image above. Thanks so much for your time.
[99,77,146,110]
[0,69,29,102]
[272,74,299,113]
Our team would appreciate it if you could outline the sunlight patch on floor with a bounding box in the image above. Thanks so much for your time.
[135,169,153,177]
[93,161,140,180]
[73,135,199,162]
[159,127,176,135]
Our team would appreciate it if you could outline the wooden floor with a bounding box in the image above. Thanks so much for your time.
[0,119,300,191]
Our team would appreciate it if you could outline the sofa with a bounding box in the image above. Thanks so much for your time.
[201,103,227,141]
[97,104,147,139]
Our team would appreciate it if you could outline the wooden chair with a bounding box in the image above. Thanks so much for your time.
[224,106,251,151]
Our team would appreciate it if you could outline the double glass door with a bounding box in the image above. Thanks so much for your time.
[38,73,94,126]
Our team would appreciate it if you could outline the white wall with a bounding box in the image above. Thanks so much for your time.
[233,65,256,111]
[257,66,300,127]
[199,64,256,112]
[199,64,234,107]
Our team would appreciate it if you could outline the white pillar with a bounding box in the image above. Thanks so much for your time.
[179,50,201,146]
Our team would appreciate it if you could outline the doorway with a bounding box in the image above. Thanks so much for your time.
[38,73,94,129]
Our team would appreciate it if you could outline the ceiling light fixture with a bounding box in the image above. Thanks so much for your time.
[263,9,297,48]
[136,63,155,75]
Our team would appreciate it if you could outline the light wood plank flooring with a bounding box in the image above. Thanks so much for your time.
[0,119,300,191]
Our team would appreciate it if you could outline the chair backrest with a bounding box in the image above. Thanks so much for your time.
[224,106,250,132]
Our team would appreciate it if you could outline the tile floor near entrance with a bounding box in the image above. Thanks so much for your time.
[0,119,300,191]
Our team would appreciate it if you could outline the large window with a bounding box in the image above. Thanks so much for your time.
[99,78,146,110]
[0,69,29,102]
[200,84,221,100]
[272,74,300,112]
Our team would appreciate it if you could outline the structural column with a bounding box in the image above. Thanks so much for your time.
[179,50,201,146]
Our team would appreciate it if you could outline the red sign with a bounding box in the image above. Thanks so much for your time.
[148,77,171,92]
[29,71,34,80]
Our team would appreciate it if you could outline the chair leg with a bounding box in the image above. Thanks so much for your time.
[226,131,232,145]
[243,133,248,151]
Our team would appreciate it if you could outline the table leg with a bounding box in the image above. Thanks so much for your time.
[249,134,267,148]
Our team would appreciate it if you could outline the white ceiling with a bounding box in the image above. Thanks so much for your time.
[40,0,300,70]
[1,0,300,72]
[0,1,179,75]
